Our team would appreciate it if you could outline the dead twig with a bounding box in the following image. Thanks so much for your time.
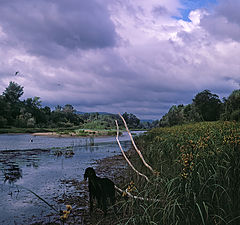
[115,185,161,202]
[115,120,150,182]
[118,113,155,174]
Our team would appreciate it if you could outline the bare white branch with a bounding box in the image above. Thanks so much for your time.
[115,185,161,202]
[118,113,155,174]
[115,120,150,182]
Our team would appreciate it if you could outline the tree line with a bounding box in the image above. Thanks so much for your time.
[0,81,141,129]
[158,89,240,127]
[1,81,239,130]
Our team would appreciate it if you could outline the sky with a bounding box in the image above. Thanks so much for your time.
[0,0,239,120]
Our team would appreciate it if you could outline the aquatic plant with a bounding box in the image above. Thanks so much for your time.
[116,121,240,225]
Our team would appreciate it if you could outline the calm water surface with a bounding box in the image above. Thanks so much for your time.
[0,132,141,224]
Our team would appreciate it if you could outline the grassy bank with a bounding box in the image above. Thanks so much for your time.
[119,121,240,225]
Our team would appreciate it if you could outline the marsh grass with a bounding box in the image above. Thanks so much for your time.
[119,121,240,225]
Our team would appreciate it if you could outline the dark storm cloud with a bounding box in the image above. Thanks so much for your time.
[0,0,117,58]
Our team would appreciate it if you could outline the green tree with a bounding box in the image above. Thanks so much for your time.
[3,81,24,103]
[23,97,44,124]
[193,90,222,121]
[63,104,75,114]
[221,89,240,121]
[0,95,10,127]
[2,81,24,125]
[183,104,202,122]
[168,105,185,126]
[122,112,140,129]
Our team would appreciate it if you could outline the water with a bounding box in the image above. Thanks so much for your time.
[0,132,142,224]
[0,132,134,151]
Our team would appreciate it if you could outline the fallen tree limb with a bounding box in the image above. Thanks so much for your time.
[115,120,150,182]
[115,185,161,202]
[118,113,155,174]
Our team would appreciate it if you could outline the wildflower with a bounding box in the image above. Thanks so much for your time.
[66,205,72,210]
[122,191,127,197]
[60,213,68,220]
[63,210,70,215]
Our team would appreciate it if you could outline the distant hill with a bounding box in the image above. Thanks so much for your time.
[76,111,115,116]
[140,119,154,123]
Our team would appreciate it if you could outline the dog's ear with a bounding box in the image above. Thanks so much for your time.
[84,168,89,180]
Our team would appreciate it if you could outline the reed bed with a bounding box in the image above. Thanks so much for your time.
[119,121,240,225]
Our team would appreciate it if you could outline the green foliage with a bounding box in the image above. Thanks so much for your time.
[3,81,24,103]
[221,89,240,121]
[0,81,142,131]
[193,90,222,121]
[159,89,231,127]
[159,103,202,127]
[122,112,140,129]
[125,121,240,225]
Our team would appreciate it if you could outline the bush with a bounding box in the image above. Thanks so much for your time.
[27,117,35,128]
[230,109,240,121]
[0,116,7,128]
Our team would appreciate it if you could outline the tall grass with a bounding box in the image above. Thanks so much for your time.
[120,121,240,225]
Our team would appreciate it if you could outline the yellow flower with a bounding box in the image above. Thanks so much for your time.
[60,214,68,220]
[63,210,70,215]
[66,205,72,210]
[122,191,127,197]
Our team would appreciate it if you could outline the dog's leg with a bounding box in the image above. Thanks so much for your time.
[96,196,101,209]
[89,192,93,214]
[102,195,107,217]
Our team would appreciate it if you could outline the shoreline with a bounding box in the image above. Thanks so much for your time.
[31,131,117,138]
[36,152,133,225]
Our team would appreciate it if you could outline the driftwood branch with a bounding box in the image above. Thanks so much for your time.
[115,185,160,202]
[115,120,150,182]
[118,113,155,174]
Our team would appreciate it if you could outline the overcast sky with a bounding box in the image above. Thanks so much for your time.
[0,0,239,120]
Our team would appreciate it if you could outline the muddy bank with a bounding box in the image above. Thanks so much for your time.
[31,152,134,225]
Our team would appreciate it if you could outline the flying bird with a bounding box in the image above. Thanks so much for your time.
[15,71,19,76]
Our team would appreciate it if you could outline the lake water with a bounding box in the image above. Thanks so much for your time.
[0,132,140,225]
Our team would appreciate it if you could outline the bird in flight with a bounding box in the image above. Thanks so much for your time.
[15,71,19,76]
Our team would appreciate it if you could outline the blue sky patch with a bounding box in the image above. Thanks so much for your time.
[174,0,218,21]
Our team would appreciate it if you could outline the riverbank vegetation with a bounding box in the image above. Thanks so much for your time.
[0,81,144,134]
[157,89,240,127]
[118,121,240,225]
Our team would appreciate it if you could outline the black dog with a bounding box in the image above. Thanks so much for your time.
[84,167,116,216]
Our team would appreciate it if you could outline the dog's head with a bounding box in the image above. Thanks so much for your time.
[84,167,96,180]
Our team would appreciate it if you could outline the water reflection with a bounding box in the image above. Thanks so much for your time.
[53,148,75,158]
[0,150,42,180]
[4,164,22,184]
